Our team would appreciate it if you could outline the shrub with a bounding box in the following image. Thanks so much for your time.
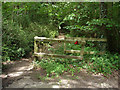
[26,22,58,38]
[34,43,119,77]
[88,53,119,76]
[2,19,59,61]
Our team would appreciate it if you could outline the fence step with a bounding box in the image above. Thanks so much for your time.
[34,53,83,60]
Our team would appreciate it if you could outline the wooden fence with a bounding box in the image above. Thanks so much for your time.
[34,36,107,61]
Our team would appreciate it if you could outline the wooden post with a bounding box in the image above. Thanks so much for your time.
[34,36,38,62]
[64,37,66,53]
[34,36,107,61]
[34,40,38,53]
[64,50,105,55]
[34,53,83,60]
[80,41,86,59]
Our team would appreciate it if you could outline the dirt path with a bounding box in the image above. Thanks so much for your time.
[1,57,118,88]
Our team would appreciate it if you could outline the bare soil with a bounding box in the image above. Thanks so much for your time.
[1,57,119,88]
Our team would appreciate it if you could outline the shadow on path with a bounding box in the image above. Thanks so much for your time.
[1,58,118,88]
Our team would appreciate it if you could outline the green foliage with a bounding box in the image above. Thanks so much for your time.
[34,52,119,78]
[37,76,46,81]
[2,20,27,61]
[88,53,119,76]
[34,42,119,78]
[2,2,120,76]
[2,19,58,61]
[2,44,25,61]
[26,22,58,38]
[86,18,119,29]
[2,2,59,61]
[34,58,68,77]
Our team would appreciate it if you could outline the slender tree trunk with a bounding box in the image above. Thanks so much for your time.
[99,2,107,38]
[100,2,107,18]
[100,2,120,53]
[100,2,109,51]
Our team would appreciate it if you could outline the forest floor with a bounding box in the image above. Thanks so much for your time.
[1,34,119,88]
[1,58,119,88]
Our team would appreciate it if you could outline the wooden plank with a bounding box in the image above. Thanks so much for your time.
[65,50,105,55]
[34,53,83,60]
[34,36,107,42]
[64,37,66,53]
[65,50,81,53]
[64,42,66,53]
[80,42,86,56]
[34,36,86,43]
[34,39,38,53]
[34,37,39,61]
[34,36,106,61]
[66,37,107,42]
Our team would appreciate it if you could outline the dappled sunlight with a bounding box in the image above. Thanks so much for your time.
[6,63,34,78]
[52,85,60,88]
[48,75,115,88]
[60,79,69,84]
[2,58,118,88]
[2,61,15,65]
[21,58,30,61]
[60,80,71,88]
[58,71,117,88]
[2,60,34,78]
[87,82,112,88]
[18,66,28,71]
[0,74,7,79]
[2,2,119,88]
[18,65,33,71]
[68,79,78,84]
[8,71,23,77]
[91,73,103,77]
[70,77,112,88]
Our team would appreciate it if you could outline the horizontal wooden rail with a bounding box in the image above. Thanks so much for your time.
[66,37,107,42]
[34,36,86,43]
[65,50,105,55]
[34,53,83,60]
[34,36,107,61]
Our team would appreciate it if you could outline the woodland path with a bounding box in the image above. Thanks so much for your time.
[1,58,118,88]
[1,34,119,88]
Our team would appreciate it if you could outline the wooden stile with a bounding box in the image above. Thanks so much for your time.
[65,50,105,55]
[66,37,107,42]
[34,36,86,43]
[34,36,107,60]
[34,53,83,60]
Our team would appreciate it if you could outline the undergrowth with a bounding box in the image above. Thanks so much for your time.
[34,43,120,78]
[2,20,58,61]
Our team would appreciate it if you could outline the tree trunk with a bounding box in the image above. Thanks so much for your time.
[100,2,120,53]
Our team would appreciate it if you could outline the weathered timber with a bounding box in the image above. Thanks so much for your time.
[80,41,86,56]
[66,37,107,42]
[64,42,66,53]
[34,36,107,60]
[34,36,86,43]
[34,53,83,60]
[34,38,38,53]
[64,37,66,53]
[34,38,38,61]
[65,50,105,55]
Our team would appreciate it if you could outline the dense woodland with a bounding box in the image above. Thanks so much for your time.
[2,2,120,77]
